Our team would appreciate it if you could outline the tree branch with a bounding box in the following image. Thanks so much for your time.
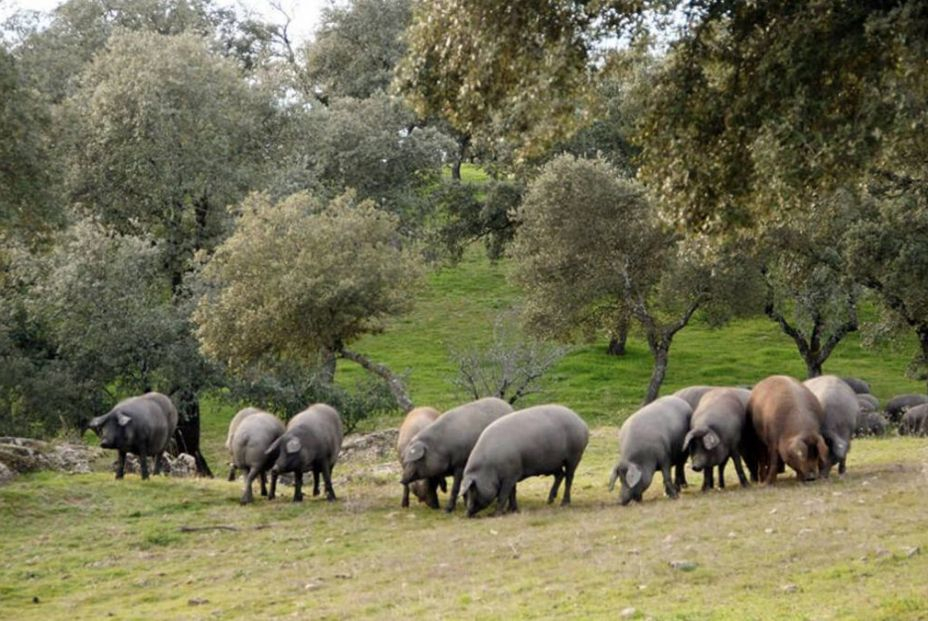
[338,348,413,412]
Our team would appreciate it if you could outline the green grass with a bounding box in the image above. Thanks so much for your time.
[2,436,927,619]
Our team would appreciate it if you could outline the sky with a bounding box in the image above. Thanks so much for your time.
[0,0,328,44]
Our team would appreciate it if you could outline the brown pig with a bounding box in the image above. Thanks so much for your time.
[746,375,829,484]
[397,406,446,508]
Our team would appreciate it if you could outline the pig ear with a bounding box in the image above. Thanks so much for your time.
[285,438,301,454]
[815,436,830,469]
[116,411,131,427]
[264,437,282,456]
[702,430,721,450]
[626,463,642,488]
[460,477,474,497]
[608,463,620,491]
[88,415,106,432]
[682,429,698,452]
[405,442,425,463]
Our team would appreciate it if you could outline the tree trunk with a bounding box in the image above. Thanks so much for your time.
[338,348,414,412]
[451,134,470,182]
[804,357,823,379]
[918,325,928,393]
[606,315,629,356]
[319,348,337,384]
[170,388,213,477]
[643,345,669,405]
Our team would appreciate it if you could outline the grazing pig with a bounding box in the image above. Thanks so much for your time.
[746,376,828,483]
[609,396,692,505]
[267,404,343,502]
[854,411,888,437]
[401,397,514,512]
[672,386,715,410]
[229,409,286,504]
[226,407,262,480]
[461,405,589,517]
[396,406,446,508]
[885,394,928,423]
[804,375,859,476]
[88,392,178,480]
[856,394,880,413]
[900,404,928,436]
[841,377,871,395]
[683,388,751,491]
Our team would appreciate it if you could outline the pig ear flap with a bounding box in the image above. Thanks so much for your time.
[625,463,642,488]
[682,429,698,452]
[265,437,282,456]
[88,415,106,432]
[702,430,721,450]
[285,438,302,454]
[405,442,425,463]
[116,411,131,427]
[460,478,474,497]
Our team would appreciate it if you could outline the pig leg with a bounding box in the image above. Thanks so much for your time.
[717,457,728,489]
[401,483,411,508]
[152,452,163,476]
[259,472,268,497]
[661,461,679,498]
[763,452,779,485]
[495,478,516,516]
[321,461,336,502]
[227,466,237,482]
[438,477,447,493]
[701,468,713,492]
[139,451,150,480]
[731,449,750,487]
[293,471,304,502]
[509,484,519,513]
[838,457,846,475]
[674,461,688,489]
[268,470,278,500]
[116,450,127,480]
[312,468,321,497]
[241,467,257,504]
[445,467,464,513]
[425,478,441,509]
[562,461,578,506]
[547,469,564,504]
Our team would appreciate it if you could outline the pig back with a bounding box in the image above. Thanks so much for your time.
[287,403,344,460]
[233,411,285,467]
[749,376,824,444]
[619,396,692,463]
[423,397,515,465]
[397,406,441,459]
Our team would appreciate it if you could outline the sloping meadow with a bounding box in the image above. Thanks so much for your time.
[2,432,927,620]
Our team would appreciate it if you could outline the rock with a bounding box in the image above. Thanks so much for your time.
[0,462,15,485]
[669,560,698,572]
[188,598,208,606]
[903,546,920,558]
[115,452,197,477]
[781,584,798,594]
[0,437,104,484]
[338,429,399,463]
[304,581,324,591]
[620,607,637,619]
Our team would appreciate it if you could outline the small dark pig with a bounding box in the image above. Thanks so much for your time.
[401,397,514,512]
[88,392,178,480]
[856,394,880,413]
[461,404,589,517]
[683,388,751,491]
[396,406,446,508]
[841,377,871,395]
[229,409,285,504]
[885,394,928,423]
[746,376,828,483]
[854,411,888,437]
[226,407,261,480]
[672,385,715,411]
[609,396,692,505]
[804,375,859,475]
[267,403,343,502]
[900,404,928,436]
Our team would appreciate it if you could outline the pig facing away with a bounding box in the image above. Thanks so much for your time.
[609,396,692,505]
[461,404,589,517]
[900,404,928,436]
[746,375,828,484]
[803,375,859,476]
[229,409,286,504]
[226,408,262,454]
[267,403,343,502]
[396,406,446,508]
[401,397,514,512]
[89,392,178,480]
[683,388,751,491]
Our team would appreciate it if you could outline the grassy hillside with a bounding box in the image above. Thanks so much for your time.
[2,435,927,620]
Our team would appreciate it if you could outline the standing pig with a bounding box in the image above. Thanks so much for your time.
[267,403,343,502]
[225,407,262,480]
[401,397,514,512]
[885,394,928,423]
[856,394,880,413]
[229,409,286,504]
[804,375,859,475]
[672,386,716,411]
[746,376,829,483]
[88,392,178,480]
[900,404,928,436]
[461,405,589,517]
[854,410,888,437]
[683,388,751,491]
[396,406,446,508]
[841,377,871,395]
[609,396,692,505]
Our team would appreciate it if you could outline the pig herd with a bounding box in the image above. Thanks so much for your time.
[86,374,926,517]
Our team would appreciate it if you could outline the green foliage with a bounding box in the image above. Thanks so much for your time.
[303,0,412,101]
[62,30,274,283]
[194,190,423,370]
